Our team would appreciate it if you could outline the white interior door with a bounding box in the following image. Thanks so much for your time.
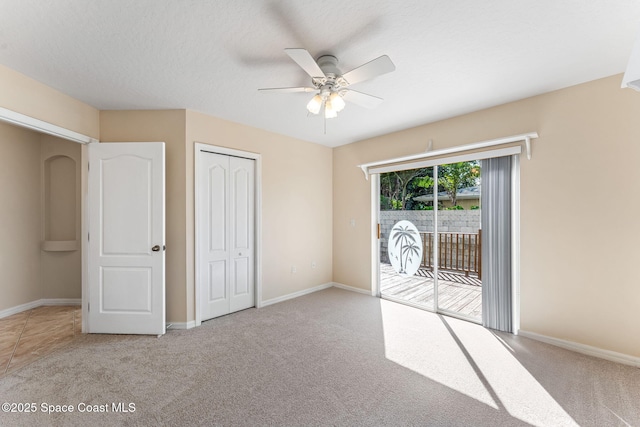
[199,151,255,321]
[88,142,165,335]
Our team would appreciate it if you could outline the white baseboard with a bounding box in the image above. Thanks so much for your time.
[0,298,81,319]
[42,298,81,306]
[260,282,333,307]
[0,300,42,319]
[259,282,374,308]
[519,330,640,368]
[167,321,196,330]
[331,282,373,296]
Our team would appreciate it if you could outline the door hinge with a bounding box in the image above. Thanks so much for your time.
[87,233,90,242]
[88,162,90,171]
[88,302,90,312]
[377,223,381,239]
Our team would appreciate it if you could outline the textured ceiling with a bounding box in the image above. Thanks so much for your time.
[1,1,640,147]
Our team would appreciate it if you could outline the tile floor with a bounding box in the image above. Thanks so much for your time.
[0,306,81,376]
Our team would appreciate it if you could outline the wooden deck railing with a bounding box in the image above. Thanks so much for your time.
[420,231,481,279]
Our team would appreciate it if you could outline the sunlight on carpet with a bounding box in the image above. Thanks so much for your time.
[379,300,579,426]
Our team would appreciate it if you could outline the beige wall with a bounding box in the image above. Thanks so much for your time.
[40,135,82,299]
[0,123,84,310]
[99,110,188,323]
[0,123,42,310]
[434,198,479,210]
[451,199,478,210]
[98,110,333,323]
[186,111,333,318]
[0,64,96,308]
[0,64,99,139]
[2,62,635,358]
[333,74,640,357]
[0,64,95,306]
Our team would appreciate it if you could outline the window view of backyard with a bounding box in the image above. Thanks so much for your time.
[379,161,482,321]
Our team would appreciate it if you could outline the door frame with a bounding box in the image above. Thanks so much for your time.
[81,143,89,333]
[194,142,262,327]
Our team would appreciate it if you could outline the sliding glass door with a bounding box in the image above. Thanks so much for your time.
[377,160,483,323]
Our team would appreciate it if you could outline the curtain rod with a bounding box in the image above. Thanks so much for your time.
[357,132,538,179]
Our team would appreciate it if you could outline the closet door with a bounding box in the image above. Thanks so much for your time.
[199,152,255,321]
[228,156,255,313]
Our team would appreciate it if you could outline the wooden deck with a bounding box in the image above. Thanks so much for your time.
[380,263,482,320]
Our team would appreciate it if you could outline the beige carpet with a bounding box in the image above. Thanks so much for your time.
[0,288,638,426]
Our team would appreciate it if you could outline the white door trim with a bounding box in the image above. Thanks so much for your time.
[0,107,99,145]
[81,144,89,333]
[194,143,262,327]
[371,173,380,297]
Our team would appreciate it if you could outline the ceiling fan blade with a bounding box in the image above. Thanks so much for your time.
[284,48,326,78]
[342,89,384,109]
[258,87,317,93]
[342,55,395,86]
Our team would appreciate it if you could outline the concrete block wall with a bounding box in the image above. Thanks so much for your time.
[380,210,480,263]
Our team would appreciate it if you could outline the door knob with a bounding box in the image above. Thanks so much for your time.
[152,245,160,252]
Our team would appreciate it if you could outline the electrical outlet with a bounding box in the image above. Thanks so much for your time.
[291,266,297,274]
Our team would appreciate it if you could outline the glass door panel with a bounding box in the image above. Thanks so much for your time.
[379,167,436,311]
[435,161,482,322]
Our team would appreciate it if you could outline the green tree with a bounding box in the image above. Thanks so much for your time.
[437,162,480,207]
[380,168,433,210]
[380,169,430,210]
[381,164,483,210]
[394,169,421,210]
[380,173,400,209]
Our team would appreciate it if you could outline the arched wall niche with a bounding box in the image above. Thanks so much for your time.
[41,139,80,252]
[43,154,76,243]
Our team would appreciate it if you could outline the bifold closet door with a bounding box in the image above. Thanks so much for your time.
[199,151,255,321]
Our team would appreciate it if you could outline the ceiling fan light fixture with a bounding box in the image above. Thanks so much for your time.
[329,92,345,112]
[306,94,323,114]
[259,48,395,125]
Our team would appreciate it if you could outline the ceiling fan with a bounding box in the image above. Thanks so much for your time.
[259,48,396,119]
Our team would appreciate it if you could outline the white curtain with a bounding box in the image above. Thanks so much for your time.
[480,156,512,332]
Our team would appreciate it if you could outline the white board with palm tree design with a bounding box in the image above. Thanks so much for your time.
[388,220,423,277]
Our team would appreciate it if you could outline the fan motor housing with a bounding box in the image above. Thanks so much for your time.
[316,55,340,77]
[314,55,348,90]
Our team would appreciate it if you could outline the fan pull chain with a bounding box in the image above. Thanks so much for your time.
[323,100,327,134]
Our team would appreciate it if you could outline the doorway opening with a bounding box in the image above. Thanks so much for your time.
[0,109,95,369]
